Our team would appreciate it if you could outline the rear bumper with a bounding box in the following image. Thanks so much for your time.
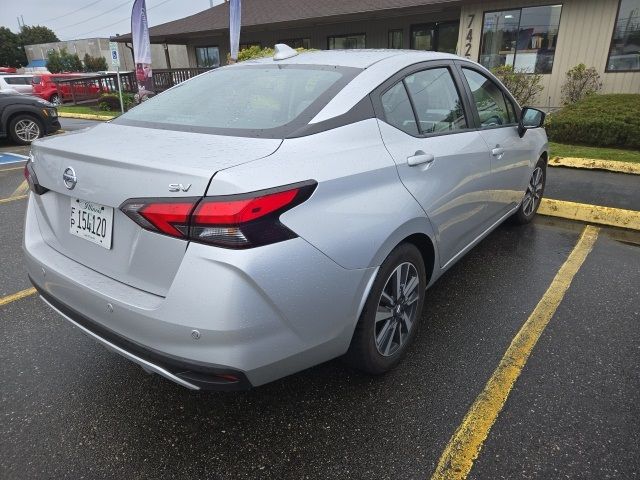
[32,280,252,390]
[24,195,377,389]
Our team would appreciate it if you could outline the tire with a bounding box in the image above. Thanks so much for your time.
[345,243,426,374]
[512,157,546,225]
[49,94,61,105]
[8,114,44,145]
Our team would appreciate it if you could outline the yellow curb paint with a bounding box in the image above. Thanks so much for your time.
[539,198,640,231]
[0,194,28,205]
[57,112,115,121]
[549,156,640,175]
[11,180,29,197]
[0,287,37,307]
[431,225,600,480]
[0,166,26,173]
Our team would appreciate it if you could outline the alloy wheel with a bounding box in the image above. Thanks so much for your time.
[14,119,41,143]
[522,166,544,216]
[375,262,420,357]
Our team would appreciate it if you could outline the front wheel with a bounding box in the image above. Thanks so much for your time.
[512,158,546,224]
[345,243,426,374]
[8,114,43,145]
[50,93,61,105]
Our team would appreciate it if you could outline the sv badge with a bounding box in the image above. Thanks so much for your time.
[168,183,192,192]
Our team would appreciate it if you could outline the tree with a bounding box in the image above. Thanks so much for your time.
[83,53,108,72]
[560,64,602,105]
[0,27,24,67]
[47,48,83,73]
[18,25,59,47]
[491,65,544,106]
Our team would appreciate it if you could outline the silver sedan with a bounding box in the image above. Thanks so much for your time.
[23,46,548,390]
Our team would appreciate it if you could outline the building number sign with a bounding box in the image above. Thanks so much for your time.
[465,14,475,58]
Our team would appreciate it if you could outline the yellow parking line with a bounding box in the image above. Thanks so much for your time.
[0,287,37,307]
[431,225,600,480]
[11,180,29,197]
[539,198,640,231]
[0,165,26,173]
[549,157,640,175]
[0,194,28,205]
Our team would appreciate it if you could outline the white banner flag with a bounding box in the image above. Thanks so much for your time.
[131,0,153,95]
[229,0,242,61]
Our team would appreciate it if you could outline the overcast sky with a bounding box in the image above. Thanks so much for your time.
[0,0,224,40]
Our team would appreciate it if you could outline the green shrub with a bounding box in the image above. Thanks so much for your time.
[560,63,602,105]
[491,65,543,106]
[83,53,108,72]
[228,45,315,63]
[47,48,83,73]
[546,94,640,148]
[97,92,135,111]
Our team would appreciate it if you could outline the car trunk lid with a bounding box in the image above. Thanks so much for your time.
[30,122,282,296]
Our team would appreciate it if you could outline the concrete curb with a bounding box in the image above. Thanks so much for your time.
[57,112,116,121]
[549,156,640,175]
[539,198,640,231]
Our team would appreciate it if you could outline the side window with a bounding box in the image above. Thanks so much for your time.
[505,95,519,124]
[381,82,419,136]
[462,68,510,128]
[404,68,467,133]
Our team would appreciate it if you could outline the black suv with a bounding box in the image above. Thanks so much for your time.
[0,92,60,145]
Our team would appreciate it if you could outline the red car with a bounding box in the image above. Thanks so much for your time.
[32,73,100,105]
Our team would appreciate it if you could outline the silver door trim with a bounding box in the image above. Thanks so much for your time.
[441,205,519,271]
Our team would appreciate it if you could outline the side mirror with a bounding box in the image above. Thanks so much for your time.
[518,107,545,138]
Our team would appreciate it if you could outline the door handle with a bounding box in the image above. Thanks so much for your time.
[491,147,505,157]
[407,151,435,167]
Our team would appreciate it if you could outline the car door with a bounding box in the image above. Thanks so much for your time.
[457,65,534,219]
[373,62,494,267]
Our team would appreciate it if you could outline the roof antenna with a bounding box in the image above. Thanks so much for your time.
[273,44,298,61]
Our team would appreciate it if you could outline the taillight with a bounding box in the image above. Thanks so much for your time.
[119,181,316,249]
[24,160,49,195]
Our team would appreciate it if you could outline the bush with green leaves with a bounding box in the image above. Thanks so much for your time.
[228,45,314,63]
[46,48,83,73]
[491,65,543,106]
[97,92,135,112]
[83,53,108,72]
[545,94,640,148]
[560,63,602,105]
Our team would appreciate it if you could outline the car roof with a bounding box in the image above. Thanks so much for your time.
[242,49,460,69]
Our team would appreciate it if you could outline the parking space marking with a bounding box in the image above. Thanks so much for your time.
[0,166,26,173]
[0,288,36,308]
[431,225,600,480]
[11,180,29,198]
[0,194,28,205]
[540,199,640,231]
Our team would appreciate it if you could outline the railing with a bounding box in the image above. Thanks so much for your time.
[54,67,213,105]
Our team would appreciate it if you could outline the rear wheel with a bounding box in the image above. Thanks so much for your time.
[512,157,546,224]
[345,243,426,374]
[9,114,43,145]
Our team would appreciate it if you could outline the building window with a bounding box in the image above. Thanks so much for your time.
[410,21,459,53]
[195,46,220,68]
[480,5,562,74]
[278,38,311,49]
[389,29,403,49]
[607,0,640,71]
[327,34,366,49]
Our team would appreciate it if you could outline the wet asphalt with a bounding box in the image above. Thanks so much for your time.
[1,153,639,479]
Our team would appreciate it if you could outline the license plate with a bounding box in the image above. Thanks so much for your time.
[69,198,113,249]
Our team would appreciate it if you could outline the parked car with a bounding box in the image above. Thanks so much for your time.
[23,47,547,391]
[32,73,100,105]
[0,92,60,145]
[0,74,34,95]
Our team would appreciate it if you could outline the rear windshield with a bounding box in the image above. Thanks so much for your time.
[114,64,360,138]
